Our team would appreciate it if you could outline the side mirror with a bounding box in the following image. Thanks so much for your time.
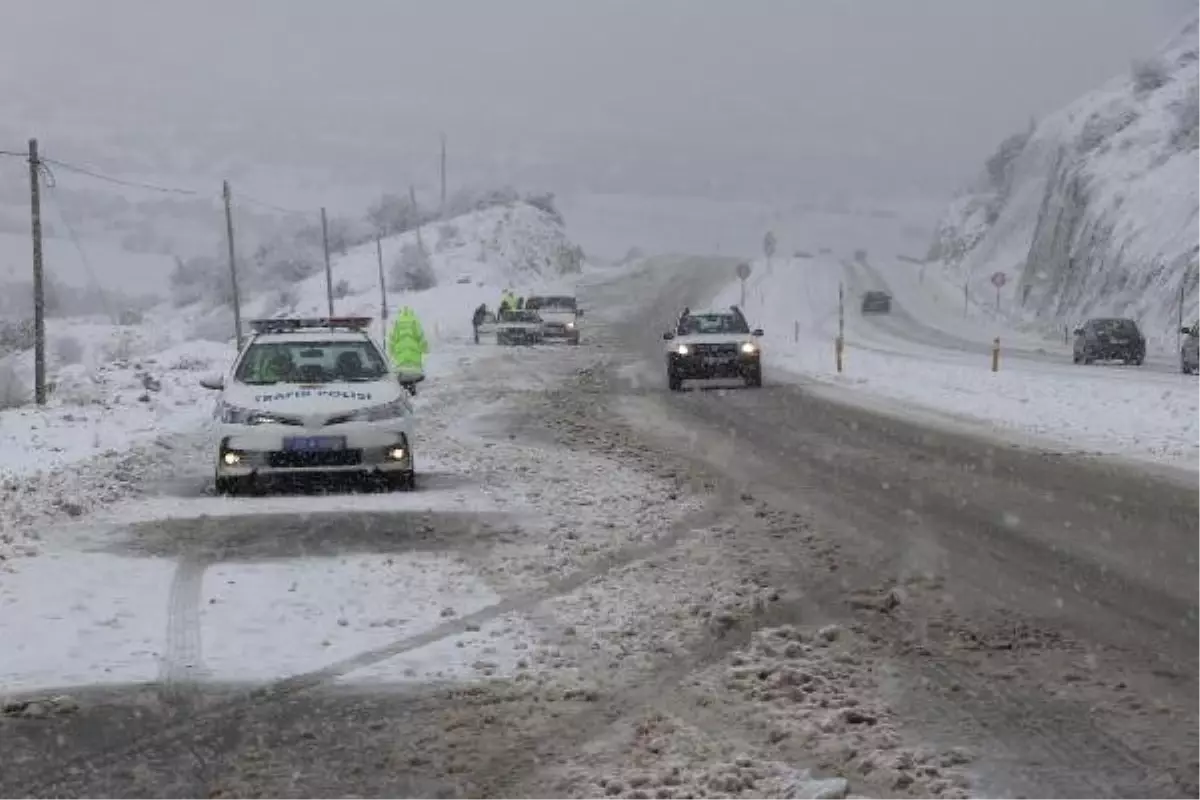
[1072,328,1083,336]
[1182,327,1193,335]
[752,328,764,337]
[662,331,675,341]
[199,374,225,391]
[577,309,585,318]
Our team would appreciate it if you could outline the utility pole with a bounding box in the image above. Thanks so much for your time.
[376,235,388,342]
[320,207,334,318]
[28,139,46,405]
[410,185,425,253]
[222,180,243,346]
[439,133,447,219]
[963,281,969,318]
[836,280,845,373]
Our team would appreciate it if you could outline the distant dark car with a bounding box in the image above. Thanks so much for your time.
[1181,322,1199,374]
[861,291,892,314]
[1073,318,1145,365]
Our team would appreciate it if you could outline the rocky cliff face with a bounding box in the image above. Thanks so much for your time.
[929,18,1199,346]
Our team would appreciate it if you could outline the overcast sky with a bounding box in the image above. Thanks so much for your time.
[1,0,1193,201]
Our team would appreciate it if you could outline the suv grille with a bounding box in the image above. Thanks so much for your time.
[268,450,362,468]
[691,343,739,357]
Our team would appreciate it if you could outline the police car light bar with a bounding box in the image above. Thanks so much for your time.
[249,317,373,334]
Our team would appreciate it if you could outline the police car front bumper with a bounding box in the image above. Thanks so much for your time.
[215,421,413,479]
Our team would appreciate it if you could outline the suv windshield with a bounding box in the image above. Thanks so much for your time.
[234,339,388,385]
[684,313,750,335]
[1094,318,1140,336]
[526,296,576,311]
[501,310,540,323]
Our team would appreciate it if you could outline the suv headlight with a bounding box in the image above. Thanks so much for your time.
[218,403,288,426]
[676,344,690,355]
[741,342,758,354]
[347,397,412,422]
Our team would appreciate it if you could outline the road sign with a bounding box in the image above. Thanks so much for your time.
[736,262,752,280]
[990,271,1007,289]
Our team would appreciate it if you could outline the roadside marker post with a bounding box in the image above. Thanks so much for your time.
[992,337,1000,372]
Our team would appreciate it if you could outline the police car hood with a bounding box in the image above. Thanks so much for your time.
[673,333,755,347]
[498,319,541,329]
[227,379,401,415]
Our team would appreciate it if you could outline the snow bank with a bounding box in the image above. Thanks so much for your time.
[928,18,1199,348]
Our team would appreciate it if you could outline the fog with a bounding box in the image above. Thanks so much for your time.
[1,0,1191,202]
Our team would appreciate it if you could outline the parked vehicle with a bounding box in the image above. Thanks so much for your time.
[1181,322,1199,374]
[1072,318,1145,365]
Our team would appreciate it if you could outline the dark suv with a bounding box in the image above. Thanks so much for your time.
[861,290,892,314]
[1073,318,1145,365]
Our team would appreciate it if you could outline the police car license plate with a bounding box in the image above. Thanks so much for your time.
[283,436,346,451]
[704,356,726,366]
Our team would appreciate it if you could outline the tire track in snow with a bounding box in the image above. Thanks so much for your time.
[12,498,729,796]
[158,555,212,690]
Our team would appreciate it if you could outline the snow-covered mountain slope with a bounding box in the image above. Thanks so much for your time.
[927,18,1199,347]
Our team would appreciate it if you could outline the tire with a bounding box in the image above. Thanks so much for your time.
[1130,355,1144,366]
[1083,351,1094,365]
[668,370,682,392]
[1072,352,1081,364]
[387,471,416,492]
[215,476,245,496]
[745,367,763,388]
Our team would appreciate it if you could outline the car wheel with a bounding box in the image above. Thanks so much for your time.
[1130,355,1143,366]
[668,370,682,392]
[1082,351,1094,365]
[1072,352,1081,364]
[215,476,244,496]
[745,367,763,388]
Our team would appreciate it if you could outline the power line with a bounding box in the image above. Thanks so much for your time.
[40,156,203,196]
[235,191,313,216]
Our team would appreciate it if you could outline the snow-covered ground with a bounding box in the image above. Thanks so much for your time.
[715,254,1199,468]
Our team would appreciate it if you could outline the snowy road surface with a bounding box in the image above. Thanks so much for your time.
[1,257,1196,798]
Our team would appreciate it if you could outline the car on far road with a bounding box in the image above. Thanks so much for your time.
[199,317,416,495]
[496,309,544,346]
[1073,317,1146,365]
[861,290,892,314]
[1181,322,1199,374]
[663,306,763,391]
[525,294,582,345]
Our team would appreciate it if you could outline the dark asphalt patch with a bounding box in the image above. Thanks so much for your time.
[106,510,511,562]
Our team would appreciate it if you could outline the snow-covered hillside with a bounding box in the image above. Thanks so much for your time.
[928,18,1199,347]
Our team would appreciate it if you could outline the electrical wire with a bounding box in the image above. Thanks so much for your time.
[40,156,203,196]
[235,191,313,216]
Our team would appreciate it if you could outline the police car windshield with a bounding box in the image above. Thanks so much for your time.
[235,340,388,385]
[502,311,540,323]
[685,314,749,335]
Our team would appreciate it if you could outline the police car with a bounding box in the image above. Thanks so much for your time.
[662,306,764,391]
[200,317,416,494]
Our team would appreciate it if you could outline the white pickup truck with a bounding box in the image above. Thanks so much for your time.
[525,294,582,345]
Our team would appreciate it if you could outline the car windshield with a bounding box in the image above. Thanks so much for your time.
[234,339,388,385]
[684,313,750,335]
[1094,319,1139,335]
[526,296,576,311]
[502,311,540,323]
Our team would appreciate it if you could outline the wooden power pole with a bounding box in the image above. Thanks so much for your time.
[376,235,388,341]
[222,180,243,345]
[439,133,447,219]
[320,207,334,317]
[409,186,425,253]
[28,139,46,405]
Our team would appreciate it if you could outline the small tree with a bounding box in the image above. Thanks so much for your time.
[367,193,420,236]
[763,231,777,261]
[390,243,437,291]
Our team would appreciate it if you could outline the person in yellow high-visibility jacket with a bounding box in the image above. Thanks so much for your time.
[387,305,428,392]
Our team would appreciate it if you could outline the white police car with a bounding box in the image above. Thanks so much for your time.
[200,317,416,494]
[662,306,764,391]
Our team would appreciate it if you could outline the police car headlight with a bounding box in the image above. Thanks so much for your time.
[566,321,575,329]
[676,344,690,355]
[349,398,411,422]
[741,342,758,354]
[219,403,284,426]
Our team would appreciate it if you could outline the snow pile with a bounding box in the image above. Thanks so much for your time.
[0,330,232,563]
[703,625,973,799]
[927,18,1199,346]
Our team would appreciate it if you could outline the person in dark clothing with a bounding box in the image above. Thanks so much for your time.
[472,303,488,344]
[676,306,691,335]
